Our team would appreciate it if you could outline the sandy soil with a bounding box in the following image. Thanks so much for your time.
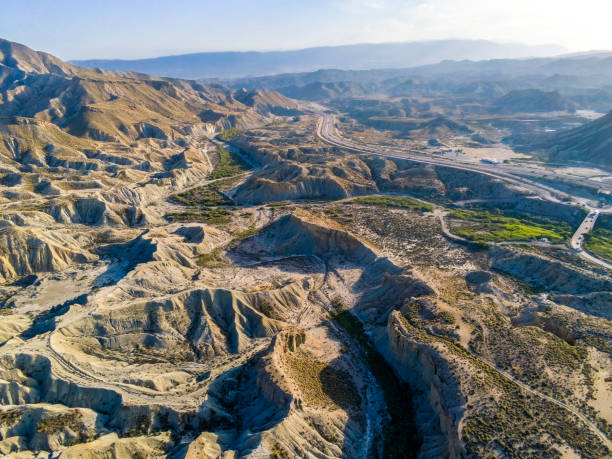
[453,145,530,162]
[589,348,612,424]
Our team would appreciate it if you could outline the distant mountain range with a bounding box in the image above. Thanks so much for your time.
[227,52,612,90]
[223,52,612,113]
[70,40,566,79]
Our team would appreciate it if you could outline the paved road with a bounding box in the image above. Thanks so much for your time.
[317,115,568,204]
[570,211,612,270]
[317,114,612,270]
[317,115,612,204]
[571,211,600,250]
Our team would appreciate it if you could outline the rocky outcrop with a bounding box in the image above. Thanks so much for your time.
[366,116,472,137]
[543,110,612,167]
[47,197,117,226]
[552,292,612,319]
[377,312,465,459]
[60,432,171,458]
[493,89,576,114]
[0,404,102,454]
[434,166,525,201]
[244,209,390,267]
[59,287,286,360]
[490,246,612,295]
[358,273,434,318]
[255,328,305,409]
[364,156,445,198]
[0,222,94,282]
[46,196,151,227]
[232,160,376,204]
[0,353,201,455]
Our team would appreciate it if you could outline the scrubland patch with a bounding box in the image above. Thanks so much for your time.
[347,194,434,212]
[285,350,361,410]
[449,208,573,243]
[207,145,250,180]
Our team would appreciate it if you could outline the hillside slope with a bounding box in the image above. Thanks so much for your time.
[0,38,299,145]
[545,111,612,167]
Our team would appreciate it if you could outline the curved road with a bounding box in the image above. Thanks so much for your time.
[570,211,612,270]
[316,115,565,204]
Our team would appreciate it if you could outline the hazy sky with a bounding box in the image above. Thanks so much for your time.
[2,0,611,60]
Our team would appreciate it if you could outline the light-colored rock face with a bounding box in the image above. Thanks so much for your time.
[0,195,414,457]
[0,224,95,283]
[2,138,611,459]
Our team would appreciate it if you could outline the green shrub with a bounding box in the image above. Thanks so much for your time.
[584,228,612,263]
[170,186,231,207]
[217,127,242,141]
[166,207,231,225]
[208,146,250,180]
[197,248,222,267]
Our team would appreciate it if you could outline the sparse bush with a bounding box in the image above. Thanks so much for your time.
[217,128,242,141]
[197,248,222,267]
[349,195,434,212]
[270,441,289,458]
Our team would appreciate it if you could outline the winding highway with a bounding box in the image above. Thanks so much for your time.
[570,211,612,270]
[317,115,567,203]
[316,114,612,270]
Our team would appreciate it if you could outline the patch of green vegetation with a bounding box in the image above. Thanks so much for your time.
[270,441,289,459]
[37,411,83,434]
[197,247,222,267]
[267,200,292,209]
[0,409,22,426]
[231,225,259,241]
[286,351,361,410]
[217,128,242,141]
[127,414,151,437]
[449,208,573,243]
[584,227,612,263]
[166,207,232,225]
[348,195,434,212]
[208,145,250,180]
[171,186,232,207]
[228,224,261,249]
[543,340,586,373]
[168,182,237,225]
[436,310,456,325]
[264,118,288,128]
[331,297,345,310]
[331,308,421,458]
